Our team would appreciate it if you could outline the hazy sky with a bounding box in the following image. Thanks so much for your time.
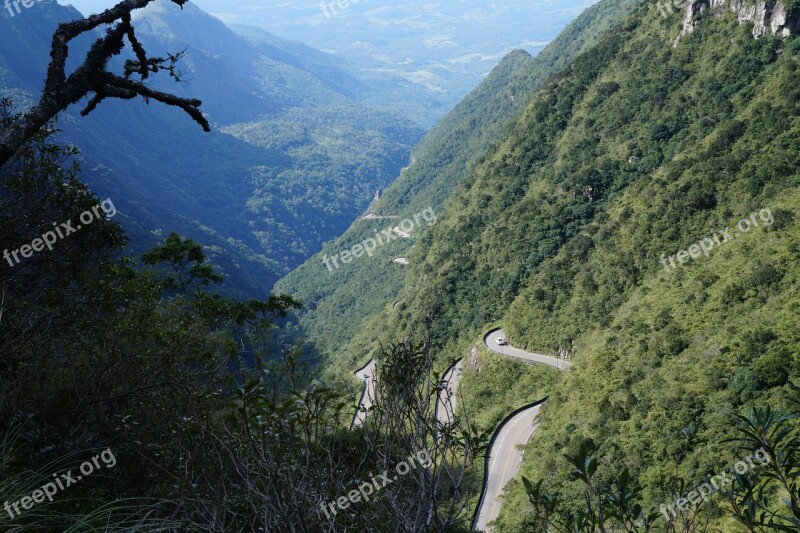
[59,1,595,28]
[61,1,378,20]
[60,0,247,18]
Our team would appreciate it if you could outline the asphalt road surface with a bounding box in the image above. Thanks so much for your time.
[392,226,412,238]
[473,403,543,531]
[484,328,571,371]
[435,359,463,427]
[351,359,376,429]
[362,213,399,220]
[350,329,565,530]
[473,328,571,531]
[353,358,463,429]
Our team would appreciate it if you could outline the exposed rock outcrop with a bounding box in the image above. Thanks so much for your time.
[674,0,798,46]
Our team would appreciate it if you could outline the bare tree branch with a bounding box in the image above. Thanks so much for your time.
[0,0,210,168]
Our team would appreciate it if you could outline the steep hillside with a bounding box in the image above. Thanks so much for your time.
[378,0,645,215]
[4,0,800,531]
[274,0,644,382]
[0,0,421,296]
[273,50,541,376]
[372,0,800,529]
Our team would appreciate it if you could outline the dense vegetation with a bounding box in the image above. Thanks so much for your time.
[4,0,800,530]
[0,1,422,297]
[275,0,645,383]
[360,1,800,529]
[518,405,800,531]
[0,116,486,531]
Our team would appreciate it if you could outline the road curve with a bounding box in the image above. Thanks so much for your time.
[435,359,463,428]
[351,359,377,430]
[484,328,571,371]
[350,330,567,530]
[352,358,463,429]
[472,401,546,531]
[392,226,412,238]
[473,329,570,531]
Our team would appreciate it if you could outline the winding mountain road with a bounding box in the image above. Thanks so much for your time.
[392,226,412,238]
[484,328,571,371]
[472,329,570,532]
[435,359,463,428]
[361,213,399,220]
[473,402,544,531]
[352,357,463,429]
[350,329,570,531]
[351,359,377,430]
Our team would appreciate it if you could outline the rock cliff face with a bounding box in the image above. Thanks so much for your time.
[674,0,798,45]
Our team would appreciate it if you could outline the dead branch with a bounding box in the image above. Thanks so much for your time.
[0,0,210,168]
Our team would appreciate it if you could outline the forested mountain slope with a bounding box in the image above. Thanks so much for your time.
[373,0,800,529]
[0,0,421,296]
[3,0,799,530]
[274,0,644,381]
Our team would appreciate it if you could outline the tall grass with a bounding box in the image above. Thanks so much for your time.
[0,421,179,532]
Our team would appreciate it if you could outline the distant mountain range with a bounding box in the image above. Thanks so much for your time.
[1,0,423,296]
[63,0,599,127]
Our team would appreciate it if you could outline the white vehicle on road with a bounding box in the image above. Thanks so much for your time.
[495,337,508,346]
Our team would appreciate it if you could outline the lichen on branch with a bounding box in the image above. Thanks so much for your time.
[0,0,210,169]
